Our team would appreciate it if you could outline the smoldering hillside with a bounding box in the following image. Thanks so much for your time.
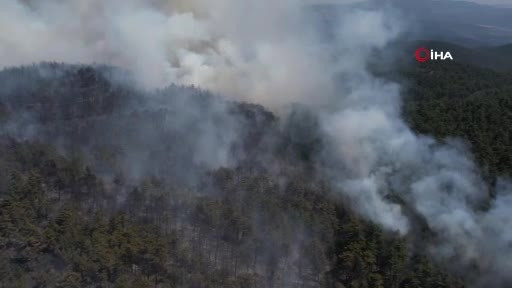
[0,62,345,288]
[0,59,464,288]
[0,60,503,288]
[0,63,280,184]
[1,0,512,288]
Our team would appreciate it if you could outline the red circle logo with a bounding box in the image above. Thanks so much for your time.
[415,47,429,62]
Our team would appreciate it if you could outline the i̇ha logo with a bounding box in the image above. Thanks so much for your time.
[415,47,453,62]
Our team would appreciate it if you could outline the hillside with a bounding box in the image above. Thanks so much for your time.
[0,63,468,288]
[0,34,511,286]
[401,44,512,178]
[1,0,512,286]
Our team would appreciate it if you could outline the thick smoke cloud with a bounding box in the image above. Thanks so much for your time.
[315,6,512,286]
[1,0,511,286]
[0,0,333,108]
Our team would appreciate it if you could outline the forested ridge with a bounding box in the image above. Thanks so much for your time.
[0,43,510,288]
[403,59,512,177]
[0,138,461,288]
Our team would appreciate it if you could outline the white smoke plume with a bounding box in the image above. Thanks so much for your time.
[1,0,511,286]
[316,7,512,286]
[0,0,335,108]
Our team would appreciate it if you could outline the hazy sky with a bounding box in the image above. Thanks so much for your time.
[464,0,512,6]
[305,0,512,7]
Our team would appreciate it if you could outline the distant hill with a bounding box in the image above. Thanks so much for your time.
[394,0,512,47]
[311,0,512,47]
[481,43,512,58]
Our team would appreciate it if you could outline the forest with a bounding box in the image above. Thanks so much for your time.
[0,43,510,288]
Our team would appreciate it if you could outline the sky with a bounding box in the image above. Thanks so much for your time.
[305,0,512,7]
[467,0,512,6]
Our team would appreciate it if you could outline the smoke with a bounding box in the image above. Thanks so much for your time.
[1,0,512,286]
[314,6,512,287]
[313,5,512,286]
[0,0,333,108]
